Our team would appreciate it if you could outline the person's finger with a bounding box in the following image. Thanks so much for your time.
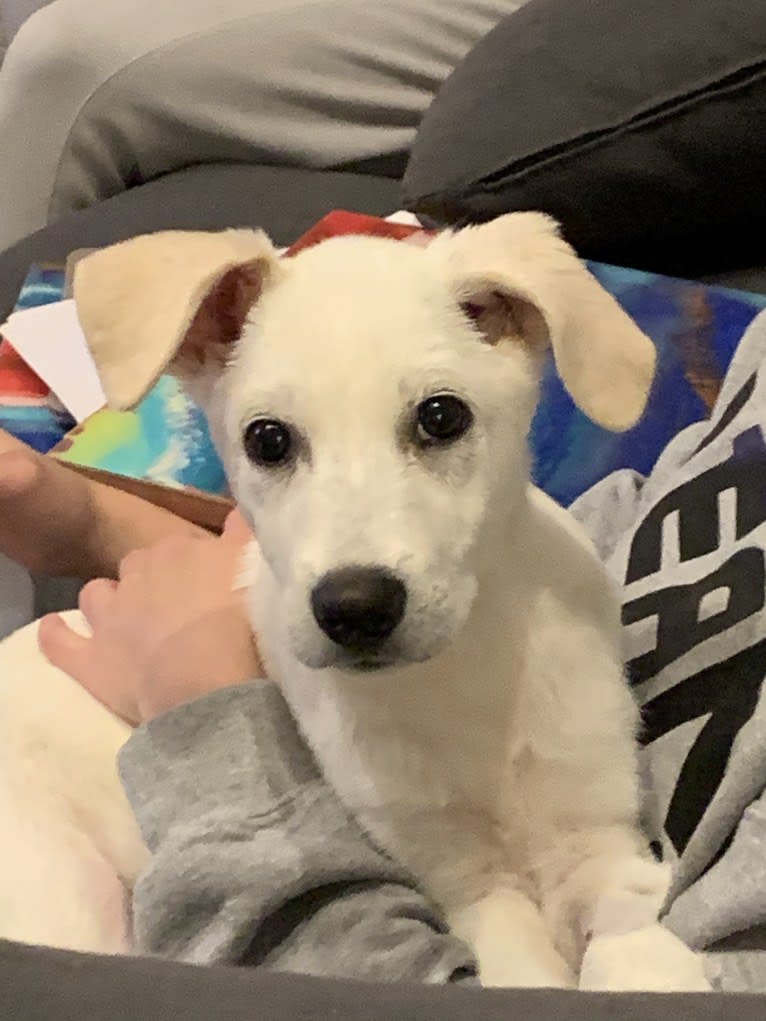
[222,508,254,544]
[78,577,118,624]
[37,613,90,678]
[38,612,138,725]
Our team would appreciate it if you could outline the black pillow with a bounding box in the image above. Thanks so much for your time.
[402,0,766,278]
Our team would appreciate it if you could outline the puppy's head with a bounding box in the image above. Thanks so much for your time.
[75,215,654,672]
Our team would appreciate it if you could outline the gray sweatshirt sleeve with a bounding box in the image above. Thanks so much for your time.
[118,682,476,985]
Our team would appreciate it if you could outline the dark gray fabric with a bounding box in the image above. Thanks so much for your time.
[402,0,766,278]
[0,162,400,322]
[1,938,763,1021]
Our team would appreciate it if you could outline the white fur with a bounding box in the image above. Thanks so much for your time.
[0,614,145,953]
[0,219,709,990]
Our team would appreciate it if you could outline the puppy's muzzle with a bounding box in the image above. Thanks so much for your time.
[311,566,406,650]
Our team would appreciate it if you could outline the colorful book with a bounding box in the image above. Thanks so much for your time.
[53,377,230,531]
[536,261,766,505]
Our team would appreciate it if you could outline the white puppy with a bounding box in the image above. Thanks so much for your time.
[0,214,710,990]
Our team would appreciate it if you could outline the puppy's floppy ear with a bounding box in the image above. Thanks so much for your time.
[74,229,281,409]
[443,213,656,431]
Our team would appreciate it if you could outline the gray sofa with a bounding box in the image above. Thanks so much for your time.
[0,0,47,58]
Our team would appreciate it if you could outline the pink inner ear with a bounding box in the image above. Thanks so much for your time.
[181,260,265,368]
[459,289,517,346]
[460,287,547,349]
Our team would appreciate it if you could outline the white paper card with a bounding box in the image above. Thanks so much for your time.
[0,299,106,422]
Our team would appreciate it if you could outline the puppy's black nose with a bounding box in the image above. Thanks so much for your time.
[311,567,406,649]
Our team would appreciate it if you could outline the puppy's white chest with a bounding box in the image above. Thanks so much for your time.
[273,637,534,912]
[271,579,528,811]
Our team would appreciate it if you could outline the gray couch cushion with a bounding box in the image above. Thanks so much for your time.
[403,0,766,278]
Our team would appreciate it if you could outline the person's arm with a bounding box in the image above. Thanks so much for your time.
[120,680,476,983]
[0,428,209,578]
[88,478,213,574]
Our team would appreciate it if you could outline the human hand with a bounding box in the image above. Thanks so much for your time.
[38,510,263,724]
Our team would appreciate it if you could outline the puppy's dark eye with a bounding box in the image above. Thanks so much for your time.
[416,394,473,443]
[244,419,292,466]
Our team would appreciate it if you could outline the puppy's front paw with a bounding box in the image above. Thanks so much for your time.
[579,924,710,992]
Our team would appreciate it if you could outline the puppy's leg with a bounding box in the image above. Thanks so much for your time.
[577,852,709,992]
[448,884,576,988]
[538,827,709,992]
[0,614,147,953]
[580,922,710,992]
[0,779,135,953]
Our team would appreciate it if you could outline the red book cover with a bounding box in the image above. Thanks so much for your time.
[285,211,431,257]
[0,340,49,401]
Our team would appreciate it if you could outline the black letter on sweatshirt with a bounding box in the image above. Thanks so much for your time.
[626,426,766,584]
[623,547,765,680]
[639,637,766,855]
